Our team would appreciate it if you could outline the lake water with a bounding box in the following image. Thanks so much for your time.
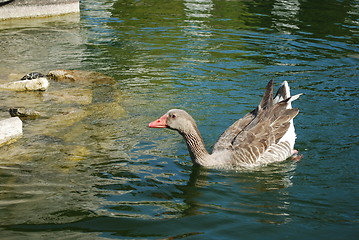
[0,0,358,239]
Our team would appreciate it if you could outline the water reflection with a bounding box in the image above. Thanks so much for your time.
[157,160,298,225]
[271,0,300,33]
[182,0,213,58]
[184,0,213,34]
[0,14,83,77]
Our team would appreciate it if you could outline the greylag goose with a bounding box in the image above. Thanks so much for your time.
[149,80,302,169]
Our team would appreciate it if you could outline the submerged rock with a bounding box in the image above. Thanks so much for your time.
[44,88,93,105]
[47,108,90,130]
[66,145,90,161]
[0,117,23,147]
[87,102,126,119]
[9,107,41,120]
[47,69,116,85]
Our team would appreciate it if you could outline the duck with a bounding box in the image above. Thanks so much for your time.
[148,80,302,169]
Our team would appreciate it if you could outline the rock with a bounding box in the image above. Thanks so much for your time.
[47,69,116,85]
[66,145,90,161]
[21,72,46,80]
[0,117,23,147]
[47,108,90,130]
[87,102,126,119]
[9,107,41,119]
[0,77,49,91]
[44,88,93,105]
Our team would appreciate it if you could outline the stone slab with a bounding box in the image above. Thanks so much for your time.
[0,117,23,146]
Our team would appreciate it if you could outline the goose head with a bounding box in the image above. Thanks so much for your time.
[148,109,209,165]
[148,109,197,133]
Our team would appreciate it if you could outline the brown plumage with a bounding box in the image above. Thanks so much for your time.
[149,80,302,169]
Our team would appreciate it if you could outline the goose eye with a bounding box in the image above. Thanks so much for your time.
[171,114,176,119]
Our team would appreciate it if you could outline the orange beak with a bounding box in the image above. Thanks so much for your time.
[148,114,168,128]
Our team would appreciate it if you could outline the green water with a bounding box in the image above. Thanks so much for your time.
[0,0,358,239]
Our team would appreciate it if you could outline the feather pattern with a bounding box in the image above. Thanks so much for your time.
[148,80,302,169]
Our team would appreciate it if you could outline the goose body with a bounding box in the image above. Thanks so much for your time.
[149,80,302,169]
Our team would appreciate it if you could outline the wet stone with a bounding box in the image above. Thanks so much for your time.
[21,72,46,80]
[47,69,116,85]
[44,88,93,105]
[87,102,126,120]
[9,107,41,120]
[0,77,49,91]
[0,117,23,147]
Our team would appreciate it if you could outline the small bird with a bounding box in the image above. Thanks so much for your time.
[149,80,302,169]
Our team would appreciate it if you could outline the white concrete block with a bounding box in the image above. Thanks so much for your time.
[0,77,49,91]
[0,117,23,146]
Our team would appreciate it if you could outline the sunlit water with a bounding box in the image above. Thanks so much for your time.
[0,0,358,239]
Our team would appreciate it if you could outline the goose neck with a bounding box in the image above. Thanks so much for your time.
[180,128,210,165]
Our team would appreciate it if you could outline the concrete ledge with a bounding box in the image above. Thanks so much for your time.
[0,1,79,20]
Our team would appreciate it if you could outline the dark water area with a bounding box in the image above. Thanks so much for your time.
[0,0,358,239]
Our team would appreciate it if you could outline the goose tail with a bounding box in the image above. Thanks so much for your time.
[274,81,290,104]
[275,81,302,150]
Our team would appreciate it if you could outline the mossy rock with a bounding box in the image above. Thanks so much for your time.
[47,69,116,85]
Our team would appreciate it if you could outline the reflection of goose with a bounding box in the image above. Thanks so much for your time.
[149,80,302,169]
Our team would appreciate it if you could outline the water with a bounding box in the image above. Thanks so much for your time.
[0,0,358,239]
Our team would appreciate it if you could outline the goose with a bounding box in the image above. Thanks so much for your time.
[148,80,302,169]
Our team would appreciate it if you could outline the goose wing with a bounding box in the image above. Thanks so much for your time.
[213,80,274,152]
[230,98,300,165]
